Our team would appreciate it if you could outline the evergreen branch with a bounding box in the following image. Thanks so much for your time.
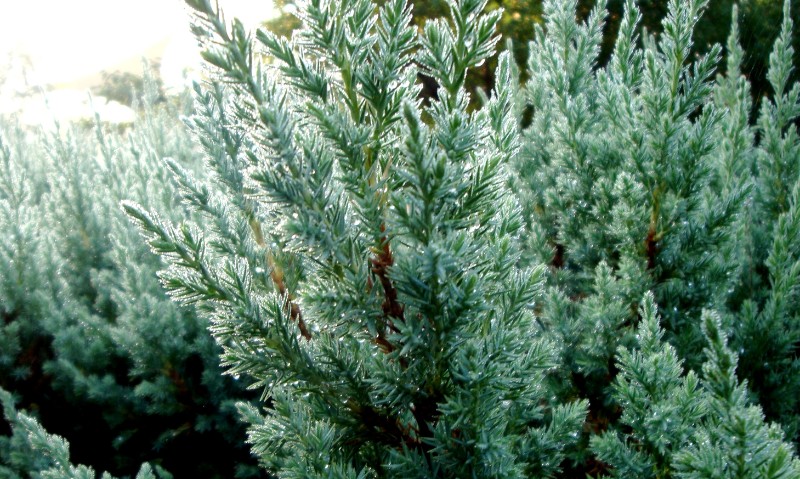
[122,201,231,304]
[267,250,311,340]
[256,29,330,102]
[370,232,404,353]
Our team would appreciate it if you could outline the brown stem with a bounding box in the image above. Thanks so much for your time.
[374,334,395,353]
[645,224,658,271]
[551,242,565,269]
[370,234,405,353]
[250,217,311,340]
[365,233,442,460]
[371,239,405,321]
[269,256,312,340]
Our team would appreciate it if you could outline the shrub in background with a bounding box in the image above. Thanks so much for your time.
[0,81,263,478]
[514,0,800,454]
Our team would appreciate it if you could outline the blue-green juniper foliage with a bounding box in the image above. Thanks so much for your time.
[0,77,262,477]
[2,0,800,476]
[122,0,800,476]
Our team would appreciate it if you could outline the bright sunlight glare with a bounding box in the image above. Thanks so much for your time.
[0,0,278,112]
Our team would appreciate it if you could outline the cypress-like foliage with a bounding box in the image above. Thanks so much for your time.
[514,0,800,457]
[721,0,800,443]
[126,0,587,476]
[1,387,169,479]
[591,294,800,478]
[124,0,800,476]
[513,0,800,472]
[517,0,743,371]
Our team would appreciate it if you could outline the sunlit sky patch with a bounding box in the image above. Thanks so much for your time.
[0,0,277,91]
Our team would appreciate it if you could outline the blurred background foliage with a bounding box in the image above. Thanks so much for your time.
[263,0,799,111]
[93,64,167,107]
[0,73,265,478]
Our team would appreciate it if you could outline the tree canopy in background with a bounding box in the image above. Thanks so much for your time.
[264,0,798,109]
[93,65,166,107]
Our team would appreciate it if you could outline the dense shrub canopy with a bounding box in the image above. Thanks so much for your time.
[2,0,800,477]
